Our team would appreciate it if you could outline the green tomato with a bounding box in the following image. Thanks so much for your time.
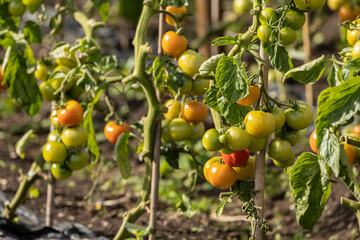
[269,139,293,162]
[285,101,313,130]
[189,122,205,141]
[43,142,67,164]
[352,41,360,60]
[169,118,192,141]
[190,79,210,95]
[257,24,272,43]
[66,150,87,171]
[8,0,26,16]
[22,0,42,7]
[178,50,206,77]
[272,151,295,168]
[51,164,72,179]
[34,64,49,81]
[274,129,300,146]
[178,77,193,95]
[202,128,224,152]
[61,125,88,147]
[39,81,58,101]
[248,135,268,152]
[56,58,76,69]
[245,111,276,139]
[224,127,250,151]
[280,27,297,45]
[294,0,326,11]
[50,77,75,91]
[259,8,278,25]
[233,0,252,15]
[219,144,235,155]
[271,107,285,131]
[47,130,61,142]
[285,10,306,30]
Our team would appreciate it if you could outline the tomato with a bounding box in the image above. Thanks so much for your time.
[352,41,360,60]
[284,101,313,130]
[178,77,192,95]
[66,150,87,170]
[34,64,49,81]
[178,50,206,77]
[219,144,236,154]
[237,85,261,106]
[351,124,360,135]
[54,65,71,73]
[165,6,187,27]
[221,149,249,167]
[39,81,58,101]
[272,151,295,168]
[338,4,360,22]
[190,79,210,95]
[57,100,83,127]
[233,156,255,180]
[104,121,130,144]
[327,0,347,11]
[205,159,237,189]
[269,139,293,161]
[8,0,26,16]
[285,10,306,30]
[161,120,173,143]
[294,0,326,11]
[347,21,360,46]
[344,51,353,62]
[202,128,224,152]
[257,24,272,43]
[259,8,278,25]
[248,135,268,151]
[203,156,220,181]
[51,164,72,179]
[181,100,207,123]
[168,118,192,141]
[0,67,7,90]
[164,99,181,121]
[233,0,252,15]
[50,77,75,91]
[223,127,250,151]
[280,27,297,45]
[309,129,318,154]
[69,85,85,100]
[43,142,67,164]
[189,122,205,141]
[271,107,285,131]
[343,143,357,165]
[61,125,88,147]
[55,58,76,69]
[245,110,276,139]
[47,130,60,142]
[274,129,300,146]
[161,31,188,58]
[50,109,61,128]
[22,0,42,7]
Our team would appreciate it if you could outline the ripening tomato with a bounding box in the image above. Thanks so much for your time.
[57,100,83,127]
[224,127,250,151]
[271,107,285,131]
[61,125,88,147]
[347,20,360,46]
[260,8,278,25]
[51,163,72,179]
[8,0,26,16]
[233,156,255,180]
[0,67,7,90]
[34,64,49,81]
[190,79,210,95]
[47,130,61,142]
[189,122,205,141]
[237,85,261,106]
[104,121,130,144]
[269,139,293,162]
[284,101,313,130]
[205,159,237,189]
[280,27,297,45]
[203,156,220,181]
[22,0,42,8]
[245,110,276,139]
[257,24,272,43]
[181,100,207,123]
[351,124,360,135]
[233,0,252,15]
[66,150,87,171]
[169,118,192,141]
[162,31,188,58]
[338,4,360,22]
[352,41,360,60]
[221,149,250,167]
[294,0,326,11]
[202,128,224,152]
[50,77,75,91]
[43,142,67,164]
[164,99,181,121]
[274,129,300,146]
[178,50,206,77]
[272,151,295,168]
[343,143,357,165]
[285,10,306,30]
[247,135,268,152]
[165,6,187,27]
[309,129,318,154]
[327,0,347,11]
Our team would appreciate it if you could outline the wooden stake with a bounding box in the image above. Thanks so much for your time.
[210,0,222,55]
[196,0,211,57]
[303,12,313,105]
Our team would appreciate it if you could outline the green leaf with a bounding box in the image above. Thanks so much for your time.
[118,0,143,23]
[263,42,293,74]
[163,147,180,169]
[343,58,360,71]
[23,21,42,44]
[91,0,109,22]
[283,55,326,84]
[15,129,35,159]
[199,53,224,76]
[327,62,343,87]
[290,152,331,229]
[318,129,341,176]
[153,57,165,88]
[212,35,237,46]
[113,131,131,179]
[215,201,226,218]
[0,3,19,31]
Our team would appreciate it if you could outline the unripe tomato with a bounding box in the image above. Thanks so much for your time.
[352,41,360,60]
[245,110,276,139]
[47,130,61,142]
[219,144,236,155]
[8,0,26,16]
[274,129,300,146]
[338,4,360,22]
[178,77,192,95]
[233,0,252,15]
[22,0,42,8]
[161,120,173,143]
[309,129,318,153]
[269,139,293,161]
[178,50,206,77]
[39,81,58,101]
[285,101,313,130]
[343,143,357,165]
[285,10,306,30]
[248,135,268,152]
[161,31,188,58]
[57,100,83,127]
[237,85,261,106]
[257,24,272,43]
[205,159,237,189]
[224,127,250,151]
[347,21,360,46]
[181,100,207,123]
[164,99,181,121]
[50,77,75,91]
[54,64,71,73]
[351,124,360,135]
[43,142,67,164]
[34,64,49,81]
[327,0,347,11]
[233,156,255,180]
[55,58,76,69]
[165,6,187,27]
[51,164,72,179]
[0,67,7,90]
[104,121,130,144]
[203,156,220,181]
[221,149,250,167]
[66,150,87,170]
[189,122,205,141]
[259,8,278,25]
[271,107,285,131]
[202,128,224,152]
[190,79,210,95]
[272,151,295,168]
[50,109,61,128]
[169,118,192,141]
[294,0,326,11]
[61,125,88,147]
[280,27,297,45]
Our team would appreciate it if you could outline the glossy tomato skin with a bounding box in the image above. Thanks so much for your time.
[43,142,67,164]
[274,129,300,146]
[347,21,360,46]
[233,156,255,180]
[237,85,261,106]
[338,4,360,22]
[189,122,205,141]
[285,10,306,30]
[280,27,297,45]
[269,139,293,161]
[259,8,278,25]
[205,160,237,189]
[61,125,88,147]
[352,41,360,60]
[0,67,7,90]
[309,129,318,153]
[285,101,313,130]
[272,151,295,168]
[351,124,360,135]
[257,24,272,43]
[233,0,252,15]
[57,100,83,127]
[294,0,326,11]
[190,79,210,95]
[248,135,268,151]
[327,0,347,11]
[161,120,173,143]
[168,118,191,141]
[164,99,181,121]
[221,149,249,167]
[22,0,42,7]
[343,143,357,165]
[47,130,61,142]
[56,58,76,69]
[104,121,130,144]
[245,110,276,139]
[51,164,72,179]
[271,107,285,131]
[177,77,193,95]
[219,144,236,155]
[165,6,187,27]
[162,31,188,58]
[181,100,207,123]
[66,150,87,170]
[34,64,49,81]
[8,0,26,16]
[178,50,206,77]
[50,109,61,128]
[224,127,250,151]
[203,157,220,181]
[39,81,58,101]
[202,128,224,151]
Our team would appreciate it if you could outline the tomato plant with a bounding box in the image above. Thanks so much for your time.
[8,0,26,16]
[233,0,252,15]
[202,128,224,152]
[294,0,326,11]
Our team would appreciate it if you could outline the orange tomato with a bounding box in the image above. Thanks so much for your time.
[57,100,83,127]
[351,124,360,135]
[338,4,360,22]
[161,31,188,58]
[309,129,318,154]
[237,85,260,106]
[181,100,207,123]
[104,121,131,144]
[165,6,187,27]
[343,143,357,165]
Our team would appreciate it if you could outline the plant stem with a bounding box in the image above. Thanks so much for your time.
[340,197,360,230]
[303,12,313,106]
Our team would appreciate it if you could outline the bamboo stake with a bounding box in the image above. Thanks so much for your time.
[210,0,222,55]
[303,12,313,105]
[196,0,211,58]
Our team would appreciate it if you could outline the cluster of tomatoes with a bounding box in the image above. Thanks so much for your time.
[202,83,314,189]
[328,0,360,22]
[7,0,42,16]
[43,100,88,179]
[343,17,360,61]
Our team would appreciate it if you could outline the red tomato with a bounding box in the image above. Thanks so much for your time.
[57,100,83,127]
[104,121,130,144]
[221,149,250,167]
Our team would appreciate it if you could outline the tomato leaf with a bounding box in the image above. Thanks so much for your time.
[0,3,19,31]
[327,62,343,87]
[113,131,131,179]
[91,0,109,22]
[283,55,326,84]
[153,57,165,88]
[343,58,360,71]
[15,129,36,159]
[318,129,341,176]
[290,152,332,229]
[24,21,42,44]
[199,53,224,76]
[215,201,226,218]
[263,42,293,74]
[212,35,238,46]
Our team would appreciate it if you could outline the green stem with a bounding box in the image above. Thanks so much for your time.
[340,197,360,231]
